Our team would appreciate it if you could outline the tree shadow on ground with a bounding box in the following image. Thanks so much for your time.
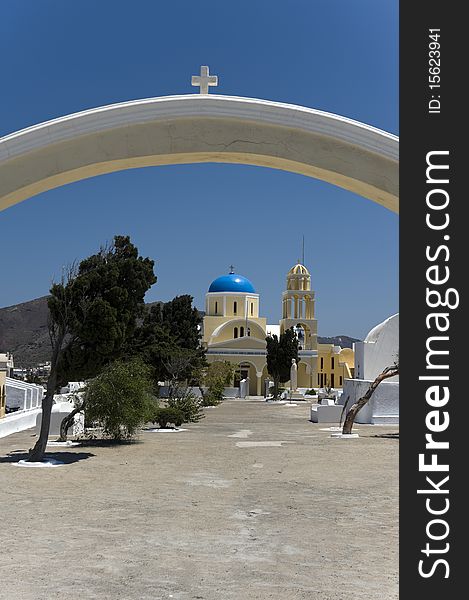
[74,438,143,448]
[369,433,399,440]
[0,451,95,464]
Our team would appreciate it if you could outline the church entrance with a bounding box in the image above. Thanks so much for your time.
[234,363,257,397]
[234,366,249,388]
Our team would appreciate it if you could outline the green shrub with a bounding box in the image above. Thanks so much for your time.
[305,389,316,395]
[167,387,204,423]
[201,361,235,406]
[144,399,160,424]
[153,407,184,429]
[201,391,222,407]
[84,358,154,440]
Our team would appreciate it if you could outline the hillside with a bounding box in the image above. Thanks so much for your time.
[1,297,360,366]
[0,296,50,367]
[317,335,360,349]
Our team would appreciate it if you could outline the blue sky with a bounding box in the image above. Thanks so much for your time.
[0,0,398,339]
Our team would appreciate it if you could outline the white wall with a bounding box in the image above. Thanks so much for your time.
[340,379,399,424]
[355,314,399,381]
[0,409,41,439]
[5,377,43,411]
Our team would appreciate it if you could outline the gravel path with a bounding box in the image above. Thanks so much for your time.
[0,400,398,599]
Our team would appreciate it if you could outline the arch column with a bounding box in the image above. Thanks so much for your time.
[256,372,263,396]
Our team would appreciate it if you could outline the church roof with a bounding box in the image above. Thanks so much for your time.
[288,263,310,275]
[208,272,256,294]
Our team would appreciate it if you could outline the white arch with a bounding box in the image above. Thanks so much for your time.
[0,95,398,212]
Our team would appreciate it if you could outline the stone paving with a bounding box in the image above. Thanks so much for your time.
[0,400,398,600]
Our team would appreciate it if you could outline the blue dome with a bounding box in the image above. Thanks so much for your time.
[209,273,256,294]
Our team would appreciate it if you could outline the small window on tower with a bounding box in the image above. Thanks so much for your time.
[234,301,237,315]
[251,303,254,315]
[331,357,335,369]
[215,301,218,314]
[320,357,324,370]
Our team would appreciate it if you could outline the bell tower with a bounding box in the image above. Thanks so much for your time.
[279,263,318,351]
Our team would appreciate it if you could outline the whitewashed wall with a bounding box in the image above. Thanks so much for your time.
[340,379,399,424]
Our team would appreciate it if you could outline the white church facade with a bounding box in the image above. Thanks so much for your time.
[202,264,354,396]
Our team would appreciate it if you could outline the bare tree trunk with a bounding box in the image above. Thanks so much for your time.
[28,334,64,462]
[342,366,399,435]
[57,400,85,442]
[28,371,58,461]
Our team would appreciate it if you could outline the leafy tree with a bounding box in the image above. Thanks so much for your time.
[158,353,204,422]
[161,295,202,351]
[131,295,205,383]
[266,328,299,399]
[29,236,156,460]
[84,358,155,440]
[201,361,235,406]
[131,306,179,383]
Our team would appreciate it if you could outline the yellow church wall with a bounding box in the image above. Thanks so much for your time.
[297,359,316,389]
[317,344,354,389]
[205,353,265,395]
[203,316,266,344]
[206,294,259,318]
[280,318,318,350]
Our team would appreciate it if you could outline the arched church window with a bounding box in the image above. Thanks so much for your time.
[331,357,335,369]
[320,357,324,370]
[234,327,238,339]
[215,301,218,314]
[251,303,253,315]
[240,326,245,337]
[234,301,237,315]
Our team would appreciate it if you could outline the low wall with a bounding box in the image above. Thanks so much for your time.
[6,377,43,411]
[339,379,399,424]
[35,401,84,436]
[0,408,41,439]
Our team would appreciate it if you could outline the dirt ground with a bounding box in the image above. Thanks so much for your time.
[0,400,398,600]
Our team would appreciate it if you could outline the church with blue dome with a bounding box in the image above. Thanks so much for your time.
[208,271,256,294]
[202,265,354,396]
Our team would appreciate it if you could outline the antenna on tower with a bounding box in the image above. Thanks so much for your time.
[302,235,305,265]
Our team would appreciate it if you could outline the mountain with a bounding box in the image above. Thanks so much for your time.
[1,296,360,367]
[317,335,360,349]
[0,296,50,367]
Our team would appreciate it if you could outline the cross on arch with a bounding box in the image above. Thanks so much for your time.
[191,65,218,94]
